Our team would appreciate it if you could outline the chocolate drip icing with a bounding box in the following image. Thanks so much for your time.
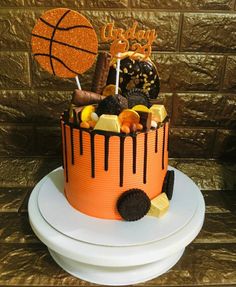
[155,129,158,153]
[90,133,95,178]
[62,116,168,187]
[143,133,148,184]
[104,135,110,171]
[70,125,74,165]
[120,137,125,187]
[79,129,83,155]
[132,136,137,174]
[162,123,166,170]
[63,124,68,182]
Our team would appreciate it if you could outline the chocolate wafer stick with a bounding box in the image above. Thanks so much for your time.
[72,89,106,106]
[91,52,111,94]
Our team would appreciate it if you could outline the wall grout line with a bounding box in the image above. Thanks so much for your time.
[1,7,236,14]
[211,128,219,158]
[176,13,184,52]
[0,89,235,94]
[2,50,236,56]
[219,55,228,92]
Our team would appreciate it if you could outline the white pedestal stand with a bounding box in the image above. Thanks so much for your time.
[28,167,205,286]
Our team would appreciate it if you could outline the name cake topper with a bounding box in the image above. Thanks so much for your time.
[101,21,157,60]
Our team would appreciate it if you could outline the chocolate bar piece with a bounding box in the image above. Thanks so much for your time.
[136,111,152,131]
[72,89,106,106]
[91,52,111,94]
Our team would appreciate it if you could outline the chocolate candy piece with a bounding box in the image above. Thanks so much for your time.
[117,188,151,221]
[69,105,84,124]
[136,111,152,131]
[106,55,160,99]
[72,89,106,106]
[115,94,128,110]
[96,95,124,116]
[162,170,175,200]
[91,52,112,94]
[124,88,151,108]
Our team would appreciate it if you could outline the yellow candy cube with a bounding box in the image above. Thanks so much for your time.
[149,104,167,123]
[148,193,169,218]
[94,114,121,133]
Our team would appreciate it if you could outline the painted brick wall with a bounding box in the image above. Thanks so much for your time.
[0,0,235,160]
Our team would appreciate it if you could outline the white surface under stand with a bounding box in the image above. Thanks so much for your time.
[28,167,205,286]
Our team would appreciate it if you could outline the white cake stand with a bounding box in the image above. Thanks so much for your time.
[28,167,205,286]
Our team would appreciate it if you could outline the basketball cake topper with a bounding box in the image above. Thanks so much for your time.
[31,8,98,88]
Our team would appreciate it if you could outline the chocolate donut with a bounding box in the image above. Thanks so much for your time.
[106,52,160,99]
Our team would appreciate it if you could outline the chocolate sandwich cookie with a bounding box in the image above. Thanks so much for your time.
[162,170,175,200]
[106,53,160,99]
[124,88,151,108]
[117,188,151,221]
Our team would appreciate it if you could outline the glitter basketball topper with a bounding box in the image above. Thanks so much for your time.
[31,8,98,88]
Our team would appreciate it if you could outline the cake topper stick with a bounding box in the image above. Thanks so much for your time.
[115,52,121,94]
[75,75,82,90]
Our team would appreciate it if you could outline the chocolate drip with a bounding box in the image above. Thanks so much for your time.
[104,135,110,171]
[63,124,68,182]
[155,129,158,153]
[162,123,166,170]
[70,125,74,165]
[90,133,95,178]
[79,129,83,155]
[132,136,137,174]
[120,137,125,187]
[143,133,148,184]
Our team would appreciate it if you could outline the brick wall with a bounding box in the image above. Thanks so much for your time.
[0,0,235,160]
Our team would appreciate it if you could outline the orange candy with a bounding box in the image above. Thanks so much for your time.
[136,123,143,131]
[130,123,137,132]
[88,120,96,128]
[118,109,140,125]
[121,125,130,134]
[80,121,90,129]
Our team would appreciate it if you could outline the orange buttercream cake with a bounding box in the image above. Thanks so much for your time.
[31,8,174,221]
[60,52,173,222]
[61,113,169,220]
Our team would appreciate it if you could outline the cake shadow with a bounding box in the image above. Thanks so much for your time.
[49,168,65,196]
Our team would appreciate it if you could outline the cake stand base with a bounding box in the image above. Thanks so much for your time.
[28,167,205,286]
[49,248,184,286]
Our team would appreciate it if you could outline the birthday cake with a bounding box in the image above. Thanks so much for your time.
[31,8,174,221]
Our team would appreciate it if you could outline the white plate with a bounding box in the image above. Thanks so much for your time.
[29,168,205,267]
[37,166,199,247]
